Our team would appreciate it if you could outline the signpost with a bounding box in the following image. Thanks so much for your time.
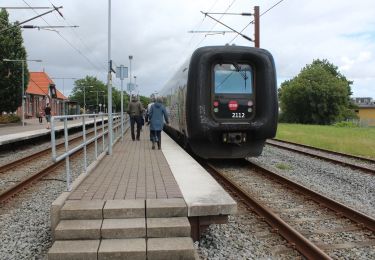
[116,65,128,142]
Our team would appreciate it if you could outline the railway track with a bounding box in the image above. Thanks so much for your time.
[205,159,375,259]
[266,139,375,175]
[0,129,108,204]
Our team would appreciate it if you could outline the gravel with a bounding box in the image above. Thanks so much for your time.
[2,137,374,259]
[0,138,108,260]
[197,144,375,259]
[196,205,301,259]
[251,145,375,218]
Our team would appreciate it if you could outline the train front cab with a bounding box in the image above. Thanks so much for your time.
[186,46,278,159]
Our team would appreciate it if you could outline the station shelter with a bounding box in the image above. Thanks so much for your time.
[19,71,67,118]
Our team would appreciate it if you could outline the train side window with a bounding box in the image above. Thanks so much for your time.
[214,63,253,94]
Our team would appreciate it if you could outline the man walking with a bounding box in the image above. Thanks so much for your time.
[127,95,144,141]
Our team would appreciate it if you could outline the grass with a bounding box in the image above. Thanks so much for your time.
[275,123,375,159]
[276,163,293,171]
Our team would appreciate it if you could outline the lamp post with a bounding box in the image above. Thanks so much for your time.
[80,85,93,114]
[129,55,133,96]
[90,90,105,113]
[103,95,107,113]
[134,76,137,93]
[3,58,42,126]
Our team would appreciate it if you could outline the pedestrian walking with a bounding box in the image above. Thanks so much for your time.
[145,94,155,141]
[127,95,144,141]
[145,94,155,124]
[44,103,51,129]
[148,97,169,150]
[37,107,43,124]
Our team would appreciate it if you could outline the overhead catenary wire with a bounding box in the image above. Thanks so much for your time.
[46,0,108,72]
[22,0,105,75]
[186,0,220,47]
[229,0,286,44]
[192,0,237,50]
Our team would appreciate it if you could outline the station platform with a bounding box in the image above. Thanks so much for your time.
[48,127,237,259]
[0,117,105,146]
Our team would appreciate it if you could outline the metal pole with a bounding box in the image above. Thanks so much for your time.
[254,6,260,48]
[107,0,113,155]
[129,56,132,96]
[62,78,65,115]
[121,78,124,142]
[64,118,71,191]
[83,116,87,173]
[83,85,86,114]
[96,91,99,113]
[21,61,25,127]
[94,115,98,159]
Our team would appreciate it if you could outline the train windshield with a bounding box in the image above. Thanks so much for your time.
[214,63,253,94]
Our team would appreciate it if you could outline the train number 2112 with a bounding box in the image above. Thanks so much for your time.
[232,113,245,118]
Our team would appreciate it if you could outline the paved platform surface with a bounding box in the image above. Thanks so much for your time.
[67,126,236,217]
[68,129,183,200]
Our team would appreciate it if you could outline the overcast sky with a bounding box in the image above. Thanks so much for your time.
[3,0,375,98]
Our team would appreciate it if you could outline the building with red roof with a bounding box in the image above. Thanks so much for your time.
[22,71,67,118]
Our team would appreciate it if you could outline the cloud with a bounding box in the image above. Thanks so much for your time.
[2,0,375,98]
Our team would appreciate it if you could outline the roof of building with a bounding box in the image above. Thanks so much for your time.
[26,72,67,100]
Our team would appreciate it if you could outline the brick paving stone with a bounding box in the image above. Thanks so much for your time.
[68,129,182,202]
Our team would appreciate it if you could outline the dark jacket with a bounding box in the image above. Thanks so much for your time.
[44,106,51,116]
[127,101,144,117]
[149,102,169,131]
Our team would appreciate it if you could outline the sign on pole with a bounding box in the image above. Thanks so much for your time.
[116,65,128,80]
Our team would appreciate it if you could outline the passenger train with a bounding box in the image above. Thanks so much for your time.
[159,45,278,159]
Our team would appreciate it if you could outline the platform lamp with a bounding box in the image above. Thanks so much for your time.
[89,90,105,113]
[79,85,93,113]
[3,58,42,126]
[129,55,133,96]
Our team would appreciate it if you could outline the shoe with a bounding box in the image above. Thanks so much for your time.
[152,142,155,149]
[157,141,161,150]
[132,138,135,141]
[136,138,140,141]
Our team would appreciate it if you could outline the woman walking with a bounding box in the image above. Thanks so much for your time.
[37,107,43,124]
[148,97,169,150]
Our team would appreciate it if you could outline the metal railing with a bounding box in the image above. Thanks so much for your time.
[50,113,129,191]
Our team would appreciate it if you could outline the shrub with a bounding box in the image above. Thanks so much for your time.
[333,121,358,128]
[0,114,21,124]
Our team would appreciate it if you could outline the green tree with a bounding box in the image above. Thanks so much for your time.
[0,9,29,113]
[70,76,107,113]
[279,59,354,125]
[70,76,148,113]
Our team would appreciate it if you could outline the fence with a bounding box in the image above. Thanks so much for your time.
[346,118,375,127]
[50,113,129,191]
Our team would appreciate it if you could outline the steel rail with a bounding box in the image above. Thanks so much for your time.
[0,156,65,203]
[270,139,375,164]
[206,162,332,259]
[0,126,108,173]
[0,131,107,203]
[248,160,375,232]
[267,139,375,175]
